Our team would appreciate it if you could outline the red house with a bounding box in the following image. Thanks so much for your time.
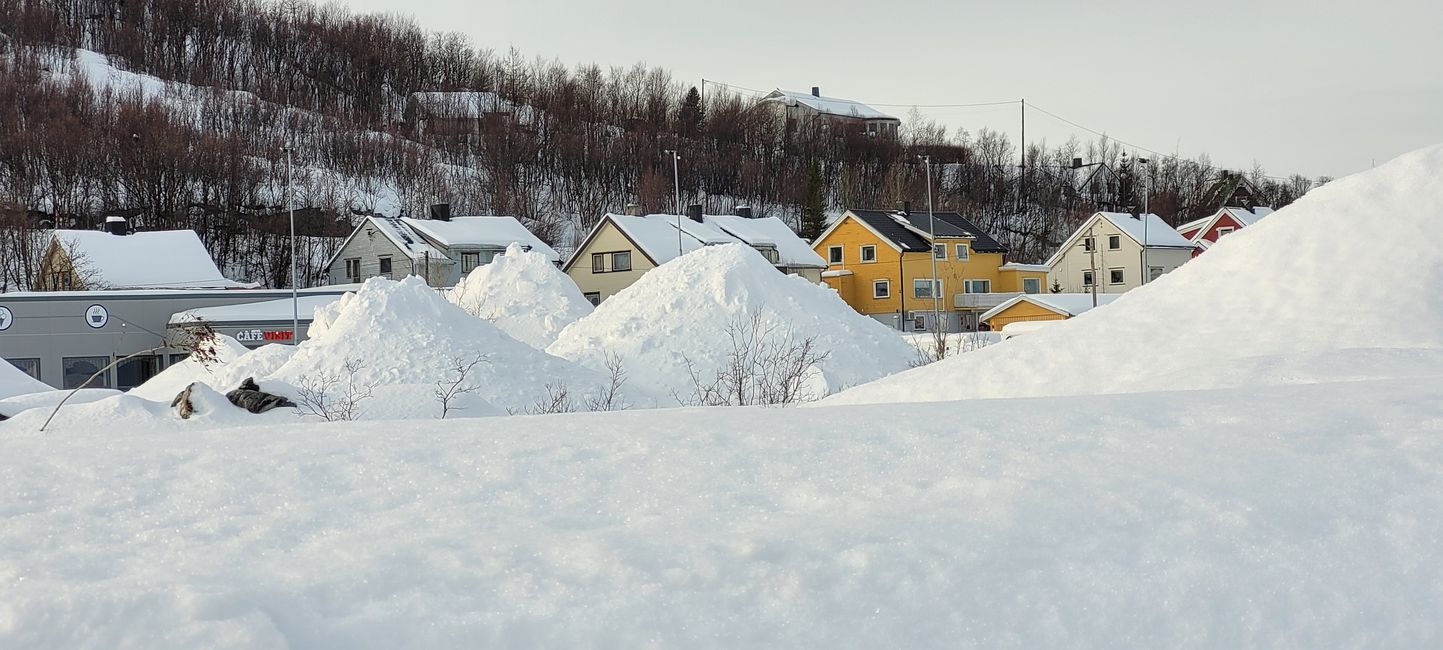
[1176,207,1274,256]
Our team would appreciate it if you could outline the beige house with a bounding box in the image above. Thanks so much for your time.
[1046,212,1195,294]
[565,207,827,304]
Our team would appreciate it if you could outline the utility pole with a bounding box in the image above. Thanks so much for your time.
[1087,221,1098,308]
[1018,98,1026,219]
[285,144,298,342]
[665,149,682,257]
[920,154,941,330]
[1138,157,1151,284]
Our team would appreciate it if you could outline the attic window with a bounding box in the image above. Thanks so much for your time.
[1216,226,1235,237]
[1108,235,1121,250]
[860,245,877,263]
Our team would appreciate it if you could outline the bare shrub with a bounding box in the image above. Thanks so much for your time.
[677,308,831,407]
[433,354,488,419]
[520,382,575,415]
[295,358,374,422]
[584,351,630,412]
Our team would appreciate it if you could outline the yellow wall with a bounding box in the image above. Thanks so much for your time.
[814,214,1043,315]
[565,220,658,302]
[983,301,1069,329]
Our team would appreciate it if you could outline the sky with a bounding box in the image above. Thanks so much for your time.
[338,0,1443,180]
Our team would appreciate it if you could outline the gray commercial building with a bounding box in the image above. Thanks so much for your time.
[0,288,351,391]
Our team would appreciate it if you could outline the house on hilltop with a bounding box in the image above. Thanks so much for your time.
[564,206,827,304]
[324,206,557,287]
[34,217,252,291]
[759,87,900,139]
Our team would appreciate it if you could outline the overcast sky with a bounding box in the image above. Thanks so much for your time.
[340,0,1441,179]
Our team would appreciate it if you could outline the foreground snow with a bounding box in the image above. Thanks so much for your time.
[3,374,1443,647]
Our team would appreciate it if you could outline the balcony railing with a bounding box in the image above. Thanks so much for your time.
[954,292,1022,310]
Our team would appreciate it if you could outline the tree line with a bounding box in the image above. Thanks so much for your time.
[0,0,1327,289]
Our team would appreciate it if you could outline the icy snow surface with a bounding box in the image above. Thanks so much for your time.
[828,143,1443,405]
[548,244,913,400]
[447,243,592,349]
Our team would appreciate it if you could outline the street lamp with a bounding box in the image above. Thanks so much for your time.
[664,149,682,257]
[1136,156,1153,284]
[283,144,298,342]
[919,154,941,330]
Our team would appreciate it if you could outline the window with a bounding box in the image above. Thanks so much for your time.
[1149,266,1165,281]
[963,279,992,294]
[1083,237,1096,252]
[115,355,160,391]
[1216,226,1235,237]
[461,251,482,272]
[1109,268,1126,285]
[913,315,926,331]
[611,251,632,272]
[1083,270,1096,286]
[933,244,946,260]
[1108,235,1121,250]
[827,245,843,264]
[913,278,942,299]
[168,353,190,366]
[955,243,969,260]
[378,256,393,277]
[63,356,111,390]
[5,358,40,381]
[860,245,877,263]
[1023,278,1042,294]
[344,258,361,282]
[873,279,890,299]
[584,292,601,306]
[592,253,606,273]
[757,247,780,264]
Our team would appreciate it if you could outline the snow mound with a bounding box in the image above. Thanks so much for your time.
[0,385,289,433]
[128,335,253,401]
[0,389,120,420]
[266,276,623,415]
[1,360,49,401]
[828,143,1443,405]
[447,243,592,349]
[547,244,914,400]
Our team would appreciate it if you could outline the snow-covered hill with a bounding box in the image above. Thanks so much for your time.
[827,143,1443,405]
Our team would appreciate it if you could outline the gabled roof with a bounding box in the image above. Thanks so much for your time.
[829,209,1008,254]
[566,213,826,271]
[401,216,559,261]
[704,215,827,268]
[1177,207,1274,245]
[327,217,446,271]
[980,292,1123,323]
[49,229,249,289]
[1045,212,1194,267]
[760,89,898,122]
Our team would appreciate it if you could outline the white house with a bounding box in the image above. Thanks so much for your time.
[1046,212,1195,294]
[759,87,901,138]
[324,211,558,287]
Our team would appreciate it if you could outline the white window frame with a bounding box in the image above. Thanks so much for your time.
[1108,267,1126,285]
[933,244,946,260]
[955,243,969,260]
[872,279,890,299]
[963,279,991,294]
[611,251,632,272]
[827,245,843,264]
[1107,234,1121,250]
[1082,270,1095,287]
[1216,226,1235,237]
[860,244,877,263]
[1022,278,1042,294]
[913,278,942,299]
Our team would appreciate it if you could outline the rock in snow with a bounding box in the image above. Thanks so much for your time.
[828,143,1443,405]
[547,244,915,401]
[447,243,593,349]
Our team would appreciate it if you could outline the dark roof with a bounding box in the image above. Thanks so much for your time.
[847,209,1007,254]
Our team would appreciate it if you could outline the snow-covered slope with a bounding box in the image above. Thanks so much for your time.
[0,360,49,401]
[447,243,592,349]
[547,244,914,401]
[828,143,1443,405]
[3,377,1442,646]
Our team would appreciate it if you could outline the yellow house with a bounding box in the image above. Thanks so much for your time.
[813,208,1047,331]
[979,293,1123,331]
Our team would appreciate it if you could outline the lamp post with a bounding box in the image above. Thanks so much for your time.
[284,144,298,342]
[664,149,682,257]
[1137,156,1152,284]
[920,154,940,330]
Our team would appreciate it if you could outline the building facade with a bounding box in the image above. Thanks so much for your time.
[324,211,557,288]
[1046,212,1196,294]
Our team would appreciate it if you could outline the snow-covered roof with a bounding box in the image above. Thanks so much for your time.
[601,214,711,265]
[1096,212,1195,248]
[169,294,347,326]
[705,215,828,268]
[50,229,250,290]
[1000,263,1050,273]
[761,89,897,121]
[402,217,559,261]
[980,292,1123,323]
[821,269,853,278]
[359,217,447,262]
[1179,207,1275,245]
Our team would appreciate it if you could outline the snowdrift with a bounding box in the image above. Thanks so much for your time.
[828,144,1443,405]
[547,244,914,400]
[0,360,49,401]
[447,243,593,349]
[127,335,253,402]
[263,275,623,416]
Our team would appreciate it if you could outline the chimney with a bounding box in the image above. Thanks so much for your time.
[894,201,911,215]
[1072,157,1083,169]
[686,204,704,223]
[734,205,753,219]
[624,203,644,216]
[429,203,452,221]
[104,216,127,236]
[811,86,820,97]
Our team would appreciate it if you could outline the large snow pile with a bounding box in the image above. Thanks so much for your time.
[828,144,1443,405]
[547,244,913,400]
[447,243,593,349]
[0,360,49,401]
[264,275,622,415]
[3,377,1443,646]
[127,335,253,402]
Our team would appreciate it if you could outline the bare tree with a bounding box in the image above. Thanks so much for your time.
[583,350,630,412]
[295,358,375,422]
[678,308,831,407]
[433,354,487,419]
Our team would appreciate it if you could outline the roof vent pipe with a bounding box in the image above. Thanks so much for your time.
[624,203,644,216]
[811,86,820,97]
